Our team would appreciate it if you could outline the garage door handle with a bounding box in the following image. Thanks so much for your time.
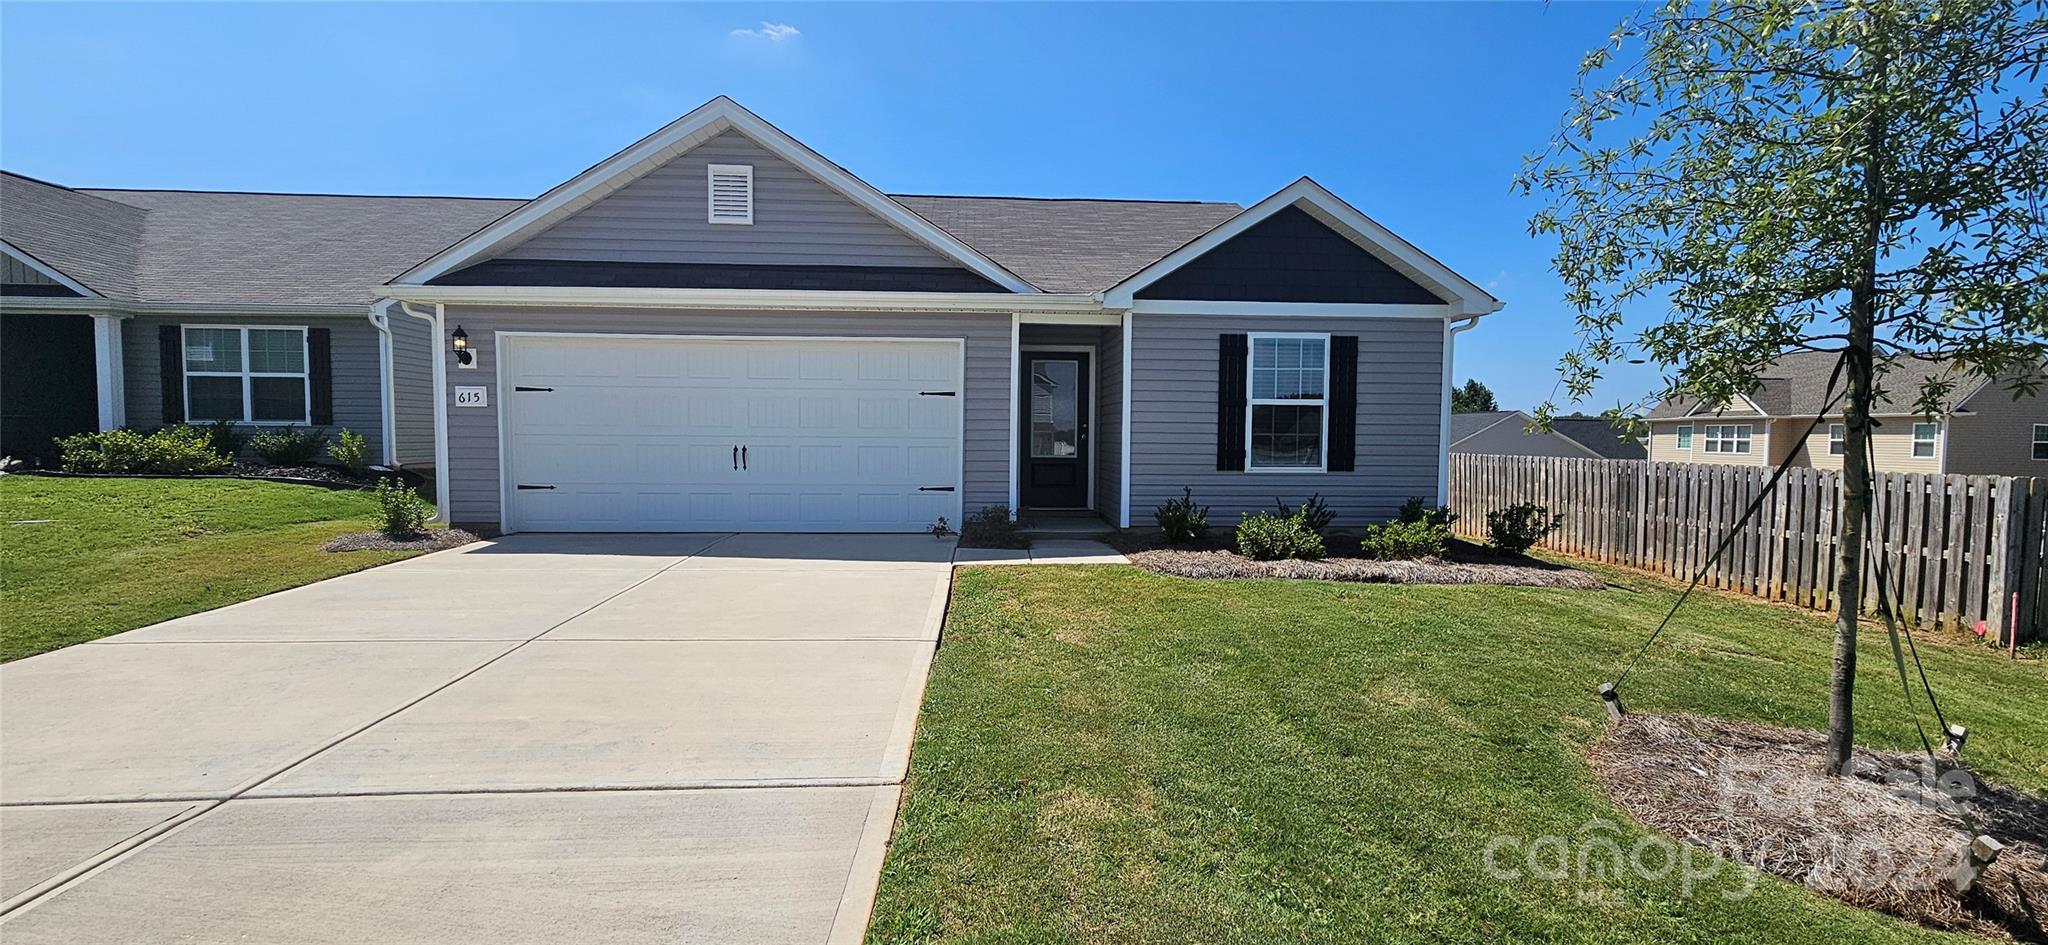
[732,446,739,470]
[514,386,553,392]
[919,486,955,492]
[741,445,748,470]
[918,390,956,397]
[516,484,555,491]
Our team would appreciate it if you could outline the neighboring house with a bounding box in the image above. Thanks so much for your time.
[1449,410,1644,460]
[1643,350,2045,476]
[4,97,1504,533]
[0,171,513,467]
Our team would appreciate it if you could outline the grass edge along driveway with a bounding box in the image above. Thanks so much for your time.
[868,564,2046,945]
[2,476,422,661]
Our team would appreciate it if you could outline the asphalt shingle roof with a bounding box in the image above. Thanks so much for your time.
[3,170,1246,304]
[1647,350,1988,419]
[1549,416,1647,459]
[1448,411,1518,443]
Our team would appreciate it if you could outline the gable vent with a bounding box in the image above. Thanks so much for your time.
[707,164,754,225]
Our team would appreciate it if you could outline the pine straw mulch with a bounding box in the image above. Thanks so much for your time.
[1107,535,1608,589]
[1591,713,2048,941]
[322,529,480,553]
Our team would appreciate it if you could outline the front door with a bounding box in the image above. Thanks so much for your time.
[1020,351,1089,509]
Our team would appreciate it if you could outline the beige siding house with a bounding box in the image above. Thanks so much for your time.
[1645,352,2045,476]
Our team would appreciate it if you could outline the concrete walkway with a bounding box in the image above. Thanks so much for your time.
[0,533,953,945]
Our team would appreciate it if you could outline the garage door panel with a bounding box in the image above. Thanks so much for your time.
[505,335,962,533]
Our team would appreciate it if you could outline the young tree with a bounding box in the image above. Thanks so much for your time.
[1451,379,1500,413]
[1520,0,2047,774]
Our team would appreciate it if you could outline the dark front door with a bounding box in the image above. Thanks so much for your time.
[1020,351,1089,509]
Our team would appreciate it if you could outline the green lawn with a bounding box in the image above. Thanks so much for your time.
[1,476,423,661]
[869,564,2046,944]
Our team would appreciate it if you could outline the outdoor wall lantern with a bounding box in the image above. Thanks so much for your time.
[451,325,475,368]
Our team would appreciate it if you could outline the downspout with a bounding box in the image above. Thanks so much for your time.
[399,300,451,524]
[368,300,398,467]
[1438,314,1485,506]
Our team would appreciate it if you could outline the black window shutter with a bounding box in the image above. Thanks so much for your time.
[308,328,334,426]
[158,325,183,425]
[1328,335,1359,472]
[1217,333,1248,471]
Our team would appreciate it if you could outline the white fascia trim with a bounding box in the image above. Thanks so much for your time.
[1,240,100,298]
[1101,177,1504,316]
[0,298,365,317]
[1445,409,1527,450]
[1128,300,1455,319]
[391,97,1039,294]
[374,284,1101,315]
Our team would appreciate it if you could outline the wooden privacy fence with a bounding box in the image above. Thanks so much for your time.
[1448,454,2047,645]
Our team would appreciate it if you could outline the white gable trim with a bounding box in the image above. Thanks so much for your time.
[1101,177,1501,316]
[1,239,100,298]
[391,97,1038,293]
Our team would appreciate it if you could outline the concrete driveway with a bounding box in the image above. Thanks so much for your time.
[0,533,953,944]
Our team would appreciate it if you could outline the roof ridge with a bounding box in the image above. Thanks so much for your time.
[3,170,157,214]
[77,186,527,202]
[890,192,1241,206]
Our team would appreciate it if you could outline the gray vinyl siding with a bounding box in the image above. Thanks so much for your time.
[121,314,387,460]
[1097,324,1124,524]
[387,308,438,468]
[1128,314,1444,524]
[498,131,958,269]
[436,306,1012,529]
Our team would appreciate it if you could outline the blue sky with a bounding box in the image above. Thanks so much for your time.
[1,2,1655,412]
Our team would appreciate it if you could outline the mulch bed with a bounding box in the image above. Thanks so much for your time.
[1592,713,2048,941]
[27,465,392,490]
[322,529,480,553]
[1107,534,1607,589]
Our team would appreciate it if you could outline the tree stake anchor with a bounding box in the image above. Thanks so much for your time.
[1599,683,1627,720]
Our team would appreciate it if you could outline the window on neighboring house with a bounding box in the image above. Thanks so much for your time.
[1246,333,1328,470]
[1828,423,1846,455]
[1703,423,1752,454]
[184,326,309,423]
[2036,424,2048,461]
[1912,422,1940,458]
[1675,424,1693,450]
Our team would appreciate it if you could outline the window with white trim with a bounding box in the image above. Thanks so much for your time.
[1702,423,1752,454]
[1674,424,1693,450]
[1247,333,1328,470]
[1912,422,1939,458]
[183,326,309,423]
[2035,424,2048,461]
[707,164,753,224]
[1828,423,1846,455]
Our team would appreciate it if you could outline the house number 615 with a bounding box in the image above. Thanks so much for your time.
[454,386,489,408]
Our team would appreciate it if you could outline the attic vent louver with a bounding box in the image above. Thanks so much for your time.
[707,164,754,225]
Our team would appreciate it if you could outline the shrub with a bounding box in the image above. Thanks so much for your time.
[373,479,432,539]
[1154,487,1210,544]
[961,505,1030,548]
[195,419,249,460]
[1271,494,1336,534]
[1360,519,1452,560]
[1486,502,1563,554]
[1235,511,1326,561]
[1396,496,1458,529]
[249,426,327,465]
[56,427,229,474]
[329,428,373,476]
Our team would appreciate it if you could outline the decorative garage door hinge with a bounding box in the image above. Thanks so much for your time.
[917,390,957,397]
[919,486,956,492]
[514,386,554,392]
[515,484,556,491]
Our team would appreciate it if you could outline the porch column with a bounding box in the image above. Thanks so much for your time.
[91,314,126,430]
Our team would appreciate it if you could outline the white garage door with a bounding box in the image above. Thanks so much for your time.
[501,334,962,533]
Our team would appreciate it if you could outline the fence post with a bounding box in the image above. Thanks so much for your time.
[1987,477,2025,647]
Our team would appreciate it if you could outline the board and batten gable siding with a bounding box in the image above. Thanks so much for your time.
[435,306,1012,529]
[120,313,387,459]
[2,254,69,290]
[388,309,438,467]
[1126,314,1443,524]
[1132,206,1446,305]
[495,131,963,270]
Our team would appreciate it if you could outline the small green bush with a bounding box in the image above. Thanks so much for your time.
[1271,493,1336,534]
[249,427,327,466]
[1486,502,1563,554]
[374,479,432,538]
[1360,519,1452,560]
[1236,510,1326,561]
[1154,487,1210,544]
[56,427,229,474]
[1396,496,1458,529]
[961,505,1030,548]
[195,419,249,460]
[330,428,373,476]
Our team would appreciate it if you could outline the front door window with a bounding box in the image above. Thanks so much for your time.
[1031,359,1080,458]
